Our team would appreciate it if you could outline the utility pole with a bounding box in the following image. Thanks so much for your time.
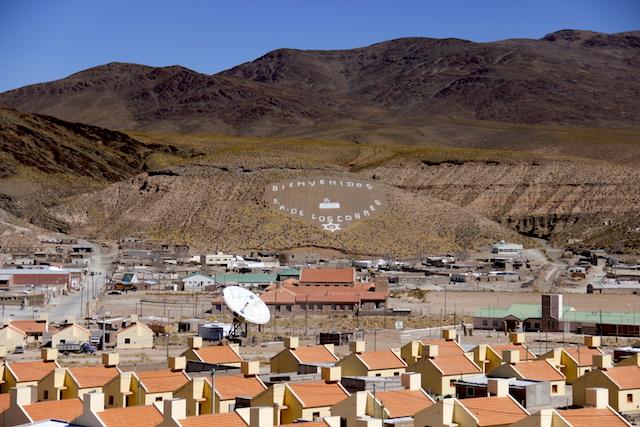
[210,369,216,414]
[305,295,308,336]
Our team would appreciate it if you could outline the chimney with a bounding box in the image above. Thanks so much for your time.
[11,386,33,408]
[163,398,186,422]
[509,332,525,345]
[241,361,259,377]
[53,368,66,389]
[442,329,456,341]
[188,336,203,350]
[585,336,601,349]
[168,356,186,372]
[585,388,609,409]
[119,372,133,394]
[502,349,520,365]
[102,353,119,368]
[487,378,509,397]
[83,392,105,414]
[321,366,341,383]
[323,416,341,427]
[350,341,365,354]
[593,354,612,370]
[129,314,138,323]
[249,406,274,427]
[41,348,58,362]
[401,372,421,390]
[355,419,383,427]
[423,344,439,359]
[284,337,299,350]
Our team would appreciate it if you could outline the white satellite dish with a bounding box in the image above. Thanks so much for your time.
[223,286,271,340]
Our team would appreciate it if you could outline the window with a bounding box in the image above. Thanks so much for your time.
[628,394,634,403]
[286,305,292,312]
[466,387,475,397]
[198,402,203,415]
[482,320,488,326]
[552,384,558,393]
[43,390,49,399]
[312,412,321,419]
[492,320,498,327]
[109,396,114,405]
[124,338,131,344]
[375,373,382,377]
[394,371,400,376]
[155,396,163,402]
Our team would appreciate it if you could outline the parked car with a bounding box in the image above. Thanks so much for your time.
[107,290,122,295]
[13,346,24,354]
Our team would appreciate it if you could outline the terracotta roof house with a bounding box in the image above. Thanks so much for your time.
[573,358,640,414]
[415,392,529,427]
[3,387,82,427]
[410,340,482,397]
[0,323,27,353]
[333,372,434,425]
[181,338,243,368]
[540,336,605,383]
[252,367,349,424]
[10,319,48,343]
[489,351,566,397]
[400,329,464,365]
[2,349,60,393]
[271,337,339,373]
[337,342,407,377]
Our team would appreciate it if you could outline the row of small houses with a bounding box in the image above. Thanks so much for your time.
[1,329,638,427]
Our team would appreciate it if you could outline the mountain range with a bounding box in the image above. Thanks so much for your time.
[0,29,639,255]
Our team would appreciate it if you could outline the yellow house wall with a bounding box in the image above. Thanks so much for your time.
[38,372,61,401]
[175,381,212,416]
[301,407,332,422]
[368,368,406,377]
[486,348,503,373]
[0,329,25,353]
[572,371,618,409]
[454,402,479,427]
[617,389,640,414]
[337,354,368,377]
[103,377,127,408]
[270,349,300,373]
[400,341,421,366]
[282,388,304,424]
[2,369,17,393]
[144,391,174,405]
[51,327,90,349]
[116,326,154,350]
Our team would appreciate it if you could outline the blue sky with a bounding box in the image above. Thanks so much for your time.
[0,0,638,92]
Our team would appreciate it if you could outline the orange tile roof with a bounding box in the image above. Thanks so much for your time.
[421,339,465,356]
[431,355,481,376]
[97,405,163,427]
[259,287,298,304]
[492,343,536,361]
[357,351,406,370]
[291,345,339,364]
[9,360,57,382]
[69,365,119,388]
[24,398,83,422]
[1,324,27,336]
[513,359,565,381]
[602,366,640,390]
[376,389,434,418]
[214,374,266,400]
[461,396,528,426]
[300,268,355,284]
[558,407,629,427]
[563,347,604,366]
[10,320,46,334]
[193,345,243,364]
[288,381,349,408]
[181,411,247,427]
[137,369,190,393]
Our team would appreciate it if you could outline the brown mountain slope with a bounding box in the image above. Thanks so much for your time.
[1,30,639,134]
[0,107,195,231]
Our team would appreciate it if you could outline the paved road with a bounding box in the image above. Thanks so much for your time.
[3,241,116,323]
[47,241,115,322]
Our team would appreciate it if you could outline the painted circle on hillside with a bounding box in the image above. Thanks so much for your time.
[265,177,386,232]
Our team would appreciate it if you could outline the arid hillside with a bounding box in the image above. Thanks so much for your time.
[1,30,639,135]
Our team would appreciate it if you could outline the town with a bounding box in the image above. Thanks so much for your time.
[1,237,639,426]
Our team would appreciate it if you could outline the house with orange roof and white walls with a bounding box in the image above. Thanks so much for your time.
[472,332,536,373]
[489,349,566,397]
[1,348,60,394]
[400,329,465,366]
[337,341,406,377]
[270,337,339,373]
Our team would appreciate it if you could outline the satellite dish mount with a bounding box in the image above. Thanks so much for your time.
[223,286,271,344]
